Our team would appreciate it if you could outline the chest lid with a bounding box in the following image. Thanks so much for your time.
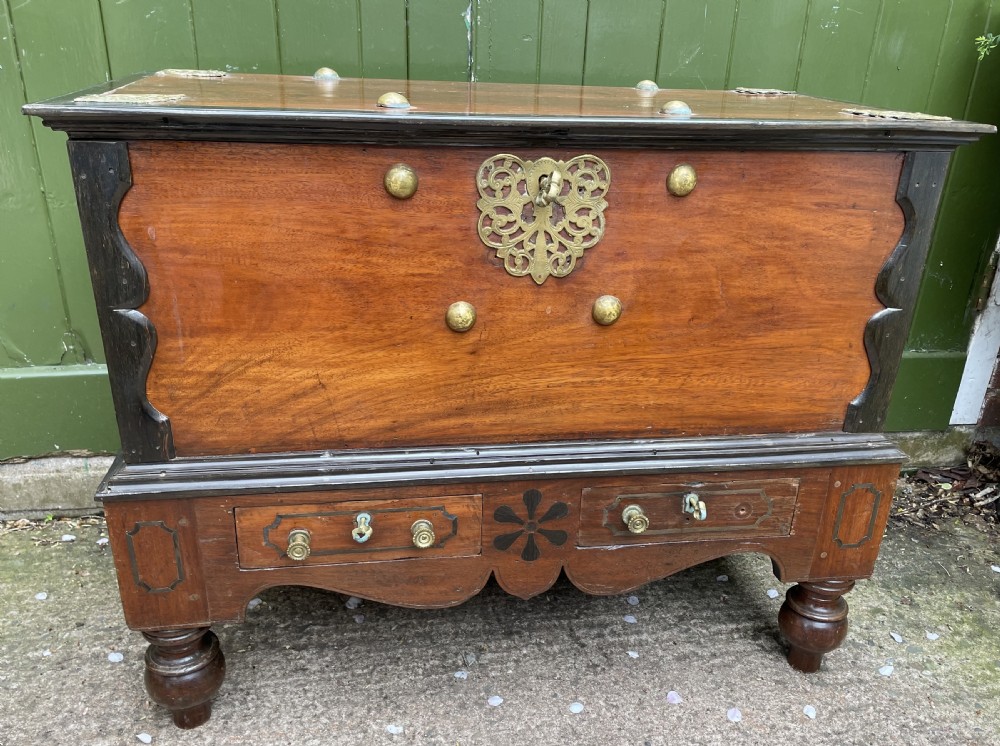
[23,70,994,149]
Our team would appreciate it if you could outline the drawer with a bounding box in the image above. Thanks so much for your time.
[235,495,482,568]
[578,478,799,547]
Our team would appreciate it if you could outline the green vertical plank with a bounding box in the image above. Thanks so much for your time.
[656,0,738,89]
[192,0,280,73]
[926,0,992,117]
[862,0,950,110]
[408,0,472,81]
[360,0,407,78]
[885,353,967,431]
[277,0,361,77]
[728,0,809,89]
[98,0,197,78]
[0,1,71,367]
[582,0,665,86]
[12,0,111,365]
[474,0,540,83]
[797,0,881,101]
[538,0,588,85]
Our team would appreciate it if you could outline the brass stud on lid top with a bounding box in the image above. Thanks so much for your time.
[313,67,340,81]
[384,163,418,199]
[377,91,411,109]
[659,100,692,117]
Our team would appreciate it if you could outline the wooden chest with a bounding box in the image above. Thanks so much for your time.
[26,71,992,728]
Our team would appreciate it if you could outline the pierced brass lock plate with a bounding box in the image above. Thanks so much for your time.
[476,154,611,285]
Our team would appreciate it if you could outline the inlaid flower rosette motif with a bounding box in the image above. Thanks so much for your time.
[492,489,569,561]
[476,154,610,284]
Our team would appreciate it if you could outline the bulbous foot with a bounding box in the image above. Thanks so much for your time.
[778,579,854,673]
[143,627,226,728]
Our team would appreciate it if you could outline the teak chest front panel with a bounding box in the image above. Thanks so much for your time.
[120,142,903,456]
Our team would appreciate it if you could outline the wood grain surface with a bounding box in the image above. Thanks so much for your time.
[121,142,904,456]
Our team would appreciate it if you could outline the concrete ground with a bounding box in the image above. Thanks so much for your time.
[1,512,998,746]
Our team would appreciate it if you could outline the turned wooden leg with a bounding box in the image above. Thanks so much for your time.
[143,627,226,729]
[778,579,854,673]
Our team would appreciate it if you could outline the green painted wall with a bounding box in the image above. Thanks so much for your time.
[1,0,998,458]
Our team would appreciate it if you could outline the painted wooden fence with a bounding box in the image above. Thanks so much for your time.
[1,0,998,457]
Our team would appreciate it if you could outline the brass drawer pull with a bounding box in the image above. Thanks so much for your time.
[352,512,373,543]
[683,493,708,521]
[411,519,436,549]
[286,529,312,561]
[622,504,649,534]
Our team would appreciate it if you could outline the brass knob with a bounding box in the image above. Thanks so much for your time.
[659,100,692,117]
[533,169,564,207]
[377,91,410,109]
[592,295,622,326]
[313,67,339,81]
[667,164,697,197]
[622,504,649,534]
[411,519,435,549]
[384,163,418,199]
[352,512,373,543]
[635,79,659,92]
[286,529,311,561]
[446,301,477,332]
[683,493,708,521]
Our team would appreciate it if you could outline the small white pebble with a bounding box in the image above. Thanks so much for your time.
[803,705,817,719]
[41,650,51,657]
[136,734,152,745]
[96,537,109,546]
[666,691,683,704]
[626,595,640,606]
[716,574,729,582]
[627,650,640,659]
[879,664,894,677]
[890,632,903,643]
[766,588,780,599]
[34,592,48,601]
[345,596,363,609]
[926,631,940,641]
[569,702,584,714]
[454,670,468,680]
[246,597,262,610]
[353,614,365,624]
[487,695,503,707]
[108,652,124,663]
[991,565,1000,573]
[727,707,743,722]
[61,534,76,542]
[386,724,403,735]
[623,614,637,624]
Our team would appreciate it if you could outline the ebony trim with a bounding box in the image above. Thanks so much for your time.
[23,106,991,150]
[68,140,174,463]
[844,151,952,432]
[95,433,904,501]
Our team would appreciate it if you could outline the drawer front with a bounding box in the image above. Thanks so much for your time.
[578,478,799,546]
[235,495,482,568]
[123,142,902,456]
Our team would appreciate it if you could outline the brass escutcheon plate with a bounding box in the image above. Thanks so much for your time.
[476,154,611,284]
